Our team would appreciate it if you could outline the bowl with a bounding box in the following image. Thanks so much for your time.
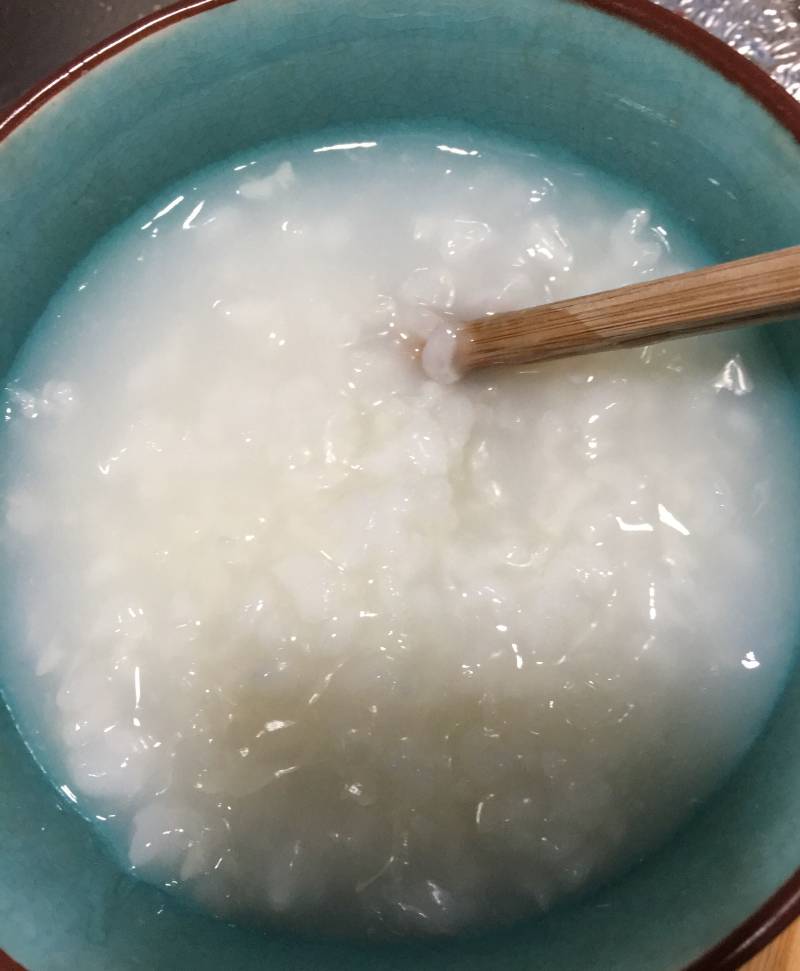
[2,0,800,968]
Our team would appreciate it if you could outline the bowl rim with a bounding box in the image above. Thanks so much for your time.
[1,0,799,968]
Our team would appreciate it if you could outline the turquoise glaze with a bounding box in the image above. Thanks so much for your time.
[2,0,800,968]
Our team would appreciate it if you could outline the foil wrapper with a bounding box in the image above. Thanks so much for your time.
[655,0,800,98]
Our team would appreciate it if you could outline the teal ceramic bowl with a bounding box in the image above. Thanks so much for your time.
[2,0,800,968]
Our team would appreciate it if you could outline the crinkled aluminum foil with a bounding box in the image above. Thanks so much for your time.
[655,0,800,98]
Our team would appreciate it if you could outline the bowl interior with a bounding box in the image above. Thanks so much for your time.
[2,0,800,968]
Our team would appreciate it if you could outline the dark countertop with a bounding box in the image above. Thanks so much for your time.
[0,1,162,113]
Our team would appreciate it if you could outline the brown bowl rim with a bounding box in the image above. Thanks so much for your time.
[1,0,799,967]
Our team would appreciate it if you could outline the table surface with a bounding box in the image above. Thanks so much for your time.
[0,0,162,113]
[744,922,800,970]
[2,2,800,969]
